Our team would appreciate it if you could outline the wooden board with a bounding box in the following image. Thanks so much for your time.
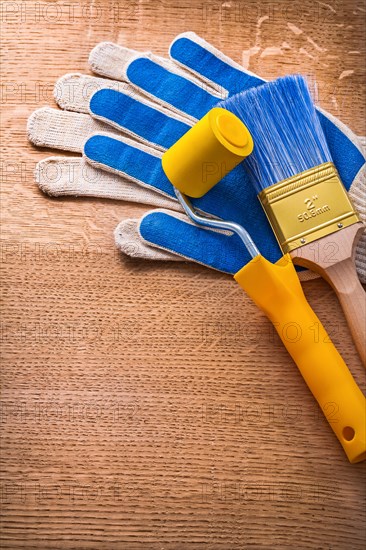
[1,1,365,548]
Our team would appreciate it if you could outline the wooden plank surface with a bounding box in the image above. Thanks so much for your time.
[1,0,365,548]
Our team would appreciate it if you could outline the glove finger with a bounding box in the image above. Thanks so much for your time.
[35,156,179,209]
[54,73,132,113]
[27,107,120,153]
[115,217,184,261]
[133,205,366,283]
[84,133,175,199]
[116,212,324,282]
[88,42,140,80]
[89,89,192,150]
[55,71,187,124]
[125,55,222,120]
[126,209,253,275]
[170,32,264,94]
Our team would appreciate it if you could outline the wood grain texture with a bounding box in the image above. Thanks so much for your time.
[1,0,366,548]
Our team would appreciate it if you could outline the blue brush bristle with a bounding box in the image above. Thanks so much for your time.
[218,75,332,192]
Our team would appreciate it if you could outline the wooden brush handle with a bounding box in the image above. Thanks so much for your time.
[322,258,366,365]
[290,222,366,366]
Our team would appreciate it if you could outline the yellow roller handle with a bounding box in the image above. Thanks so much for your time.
[234,254,366,463]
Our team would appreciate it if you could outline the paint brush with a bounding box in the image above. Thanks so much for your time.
[220,75,365,365]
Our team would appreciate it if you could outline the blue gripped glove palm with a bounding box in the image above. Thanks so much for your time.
[28,33,366,281]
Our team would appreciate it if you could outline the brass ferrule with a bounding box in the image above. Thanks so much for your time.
[258,162,360,253]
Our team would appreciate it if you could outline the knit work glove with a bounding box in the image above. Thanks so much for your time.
[27,32,366,281]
